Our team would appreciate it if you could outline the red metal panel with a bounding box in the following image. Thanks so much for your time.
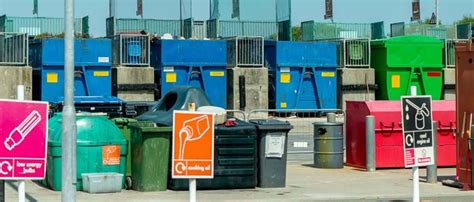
[455,41,474,190]
[346,100,456,169]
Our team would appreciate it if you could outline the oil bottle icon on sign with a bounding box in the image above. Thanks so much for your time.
[405,100,430,130]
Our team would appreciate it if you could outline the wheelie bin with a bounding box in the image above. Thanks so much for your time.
[112,118,138,189]
[250,119,293,188]
[129,121,171,192]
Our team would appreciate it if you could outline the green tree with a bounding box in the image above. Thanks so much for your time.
[292,26,301,41]
[458,15,474,24]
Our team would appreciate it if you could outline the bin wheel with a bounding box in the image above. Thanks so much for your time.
[125,176,132,190]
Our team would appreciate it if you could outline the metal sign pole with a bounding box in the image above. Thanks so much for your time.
[17,85,25,202]
[62,0,77,200]
[410,86,419,202]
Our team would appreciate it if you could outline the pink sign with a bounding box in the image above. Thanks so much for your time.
[0,99,48,180]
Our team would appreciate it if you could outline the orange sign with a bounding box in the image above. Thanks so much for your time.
[103,145,121,165]
[172,111,214,179]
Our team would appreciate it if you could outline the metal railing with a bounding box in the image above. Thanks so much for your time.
[246,109,346,155]
[107,17,181,37]
[445,39,469,68]
[0,32,28,65]
[0,15,88,36]
[342,38,371,68]
[207,19,278,39]
[227,36,264,67]
[391,23,457,39]
[112,34,150,66]
[302,21,375,40]
[316,38,370,68]
[192,20,207,39]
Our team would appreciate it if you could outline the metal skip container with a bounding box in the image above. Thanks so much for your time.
[313,122,344,168]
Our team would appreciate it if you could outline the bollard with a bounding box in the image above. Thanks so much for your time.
[427,122,438,183]
[0,180,4,202]
[327,113,336,123]
[366,115,376,172]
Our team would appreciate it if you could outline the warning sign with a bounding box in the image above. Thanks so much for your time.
[102,145,121,165]
[172,111,214,179]
[401,96,434,168]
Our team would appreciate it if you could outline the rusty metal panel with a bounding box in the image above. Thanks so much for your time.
[455,40,474,190]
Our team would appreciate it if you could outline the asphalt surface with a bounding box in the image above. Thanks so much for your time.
[3,162,474,202]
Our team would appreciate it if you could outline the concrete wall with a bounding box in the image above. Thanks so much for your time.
[0,66,32,100]
[112,66,155,102]
[443,68,455,100]
[339,68,376,110]
[227,68,268,117]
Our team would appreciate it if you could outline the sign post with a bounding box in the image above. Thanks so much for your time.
[0,99,49,202]
[172,110,214,202]
[401,95,434,202]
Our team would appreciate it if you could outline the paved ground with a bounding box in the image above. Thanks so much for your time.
[4,161,474,202]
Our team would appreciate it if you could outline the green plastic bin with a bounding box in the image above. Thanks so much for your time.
[47,113,127,191]
[371,36,444,100]
[129,121,171,192]
[112,118,137,189]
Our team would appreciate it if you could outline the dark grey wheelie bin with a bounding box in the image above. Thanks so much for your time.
[250,119,293,188]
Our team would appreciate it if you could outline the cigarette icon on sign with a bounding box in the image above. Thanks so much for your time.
[4,111,41,151]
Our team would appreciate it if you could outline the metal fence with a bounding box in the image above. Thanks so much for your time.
[112,34,150,66]
[302,21,379,40]
[342,38,371,68]
[0,32,28,65]
[0,15,88,36]
[227,36,264,67]
[207,20,278,39]
[192,20,207,39]
[445,39,469,68]
[107,17,182,37]
[247,109,345,156]
[390,23,457,39]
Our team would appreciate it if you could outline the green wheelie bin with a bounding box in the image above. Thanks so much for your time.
[112,118,138,189]
[371,35,444,100]
[129,121,171,192]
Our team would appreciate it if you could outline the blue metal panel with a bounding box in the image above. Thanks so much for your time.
[151,40,227,108]
[265,41,338,110]
[30,38,112,103]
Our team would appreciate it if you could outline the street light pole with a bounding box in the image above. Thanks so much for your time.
[62,0,77,201]
[435,0,439,26]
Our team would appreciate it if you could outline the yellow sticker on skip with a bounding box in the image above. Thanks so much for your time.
[392,75,400,88]
[280,73,290,83]
[280,102,287,108]
[210,71,224,77]
[166,73,177,83]
[93,71,109,77]
[321,72,335,77]
[47,73,58,83]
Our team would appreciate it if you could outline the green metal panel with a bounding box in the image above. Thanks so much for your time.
[457,23,472,39]
[371,21,385,39]
[183,18,193,39]
[278,20,291,41]
[108,18,182,37]
[301,21,315,41]
[371,36,444,100]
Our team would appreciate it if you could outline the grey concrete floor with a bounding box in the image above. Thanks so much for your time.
[4,162,474,202]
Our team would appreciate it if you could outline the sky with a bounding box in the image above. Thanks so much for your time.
[0,0,473,37]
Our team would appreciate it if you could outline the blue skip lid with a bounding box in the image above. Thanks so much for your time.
[57,96,126,105]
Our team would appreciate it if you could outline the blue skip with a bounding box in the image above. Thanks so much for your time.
[264,41,338,110]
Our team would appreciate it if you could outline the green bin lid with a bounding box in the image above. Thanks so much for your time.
[48,113,126,146]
